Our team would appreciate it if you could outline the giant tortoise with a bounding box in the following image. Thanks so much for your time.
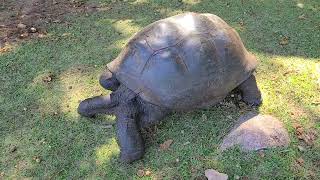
[78,12,262,163]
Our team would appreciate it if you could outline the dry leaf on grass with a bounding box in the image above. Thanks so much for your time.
[296,157,305,166]
[145,170,151,176]
[159,139,173,150]
[42,75,53,83]
[279,36,289,45]
[293,123,318,146]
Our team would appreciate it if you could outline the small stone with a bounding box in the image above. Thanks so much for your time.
[220,112,290,151]
[17,23,26,29]
[29,27,37,33]
[137,169,144,177]
[205,169,228,180]
[19,33,29,38]
[175,158,180,163]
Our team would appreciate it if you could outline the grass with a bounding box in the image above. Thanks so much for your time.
[1,0,319,179]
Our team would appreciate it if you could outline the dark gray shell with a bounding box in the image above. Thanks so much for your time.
[107,13,257,110]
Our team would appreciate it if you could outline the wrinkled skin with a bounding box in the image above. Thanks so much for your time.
[78,13,262,163]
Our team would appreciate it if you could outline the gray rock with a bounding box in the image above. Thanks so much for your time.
[220,112,290,151]
[205,169,228,180]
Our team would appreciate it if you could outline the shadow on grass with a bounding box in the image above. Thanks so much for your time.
[0,0,319,179]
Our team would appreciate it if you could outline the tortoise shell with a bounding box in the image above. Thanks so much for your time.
[107,13,257,110]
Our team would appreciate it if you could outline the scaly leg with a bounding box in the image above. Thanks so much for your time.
[237,75,262,106]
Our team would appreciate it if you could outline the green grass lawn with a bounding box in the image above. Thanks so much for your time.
[1,0,319,179]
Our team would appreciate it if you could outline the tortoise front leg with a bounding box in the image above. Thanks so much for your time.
[237,75,262,106]
[116,114,145,163]
[78,95,116,117]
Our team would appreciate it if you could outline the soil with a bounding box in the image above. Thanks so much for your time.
[0,0,97,48]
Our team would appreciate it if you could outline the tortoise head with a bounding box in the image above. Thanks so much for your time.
[99,69,120,91]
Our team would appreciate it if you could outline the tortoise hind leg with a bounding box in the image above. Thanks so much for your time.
[99,70,120,91]
[237,75,262,106]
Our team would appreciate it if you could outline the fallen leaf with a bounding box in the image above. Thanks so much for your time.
[279,36,289,46]
[29,27,37,33]
[283,69,295,76]
[205,169,228,180]
[302,129,318,146]
[145,170,151,176]
[293,123,318,146]
[296,157,304,166]
[239,20,245,27]
[160,139,173,150]
[293,123,304,138]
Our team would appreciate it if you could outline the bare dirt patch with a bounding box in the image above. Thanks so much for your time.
[0,0,97,48]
